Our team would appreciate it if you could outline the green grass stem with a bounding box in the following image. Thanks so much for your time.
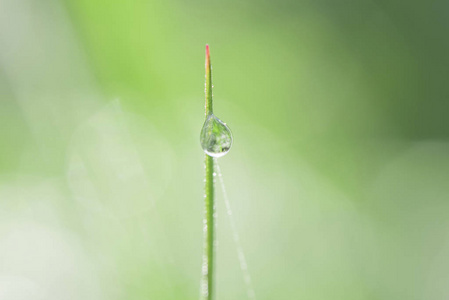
[201,44,215,300]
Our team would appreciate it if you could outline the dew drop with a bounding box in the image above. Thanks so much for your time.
[200,114,233,158]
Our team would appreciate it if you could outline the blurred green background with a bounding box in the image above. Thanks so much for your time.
[1,0,449,299]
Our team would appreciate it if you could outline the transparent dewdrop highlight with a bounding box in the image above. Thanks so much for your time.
[200,113,233,158]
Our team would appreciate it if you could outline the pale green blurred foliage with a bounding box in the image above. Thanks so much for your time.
[1,0,449,299]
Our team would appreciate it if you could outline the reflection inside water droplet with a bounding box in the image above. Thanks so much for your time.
[200,114,233,158]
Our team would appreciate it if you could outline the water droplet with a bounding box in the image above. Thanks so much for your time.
[200,114,233,158]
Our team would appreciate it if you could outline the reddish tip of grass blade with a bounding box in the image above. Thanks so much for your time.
[205,44,210,67]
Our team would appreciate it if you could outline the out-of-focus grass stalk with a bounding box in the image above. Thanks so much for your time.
[201,44,215,300]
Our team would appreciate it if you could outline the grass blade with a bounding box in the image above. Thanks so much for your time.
[201,44,215,300]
